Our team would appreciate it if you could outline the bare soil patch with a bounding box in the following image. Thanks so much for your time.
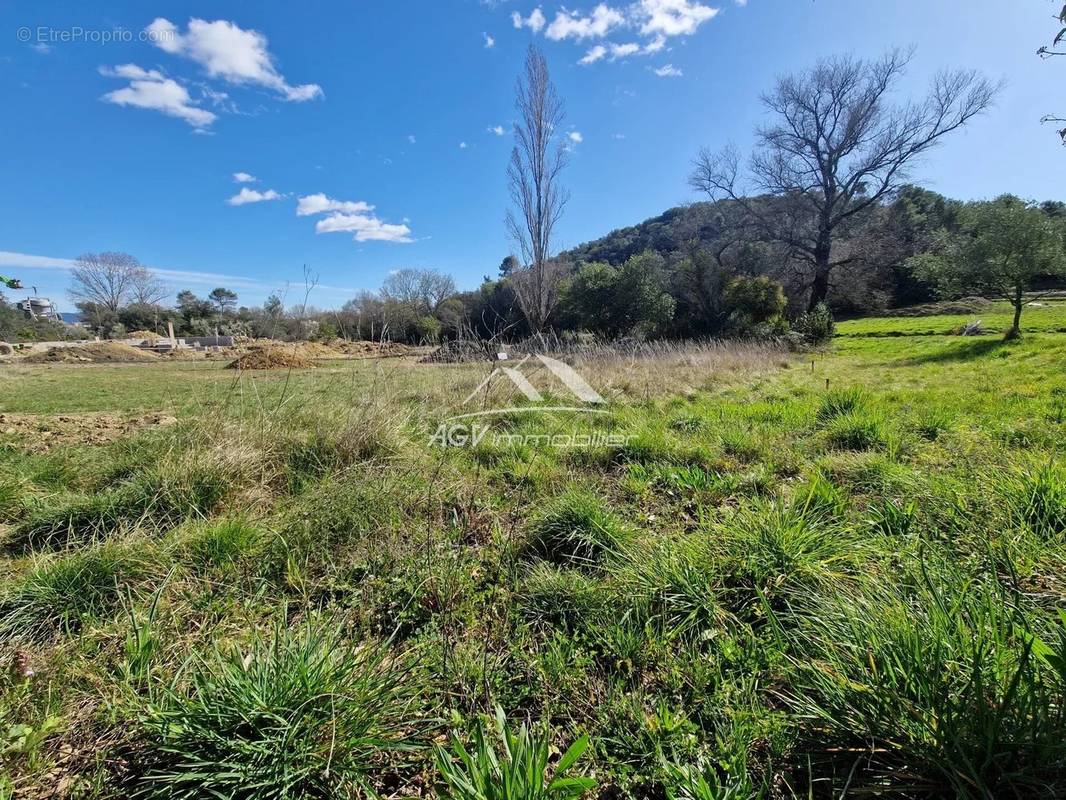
[21,343,159,364]
[227,345,316,370]
[0,411,177,451]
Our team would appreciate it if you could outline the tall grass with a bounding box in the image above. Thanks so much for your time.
[779,576,1066,796]
[129,618,422,799]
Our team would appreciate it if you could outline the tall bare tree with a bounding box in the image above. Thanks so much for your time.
[130,266,169,306]
[381,268,456,312]
[69,251,155,311]
[506,45,569,332]
[690,50,997,310]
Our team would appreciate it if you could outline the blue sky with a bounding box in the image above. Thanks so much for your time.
[0,0,1061,310]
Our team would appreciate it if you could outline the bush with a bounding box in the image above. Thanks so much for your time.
[722,275,788,331]
[434,707,594,800]
[131,619,422,799]
[794,302,835,343]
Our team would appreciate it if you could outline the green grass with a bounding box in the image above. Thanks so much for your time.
[2,306,1066,797]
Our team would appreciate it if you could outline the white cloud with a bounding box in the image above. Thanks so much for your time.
[314,213,412,242]
[488,125,505,135]
[459,141,468,149]
[568,131,584,144]
[610,42,641,57]
[296,193,373,216]
[227,187,281,205]
[297,194,412,244]
[636,0,718,37]
[100,64,216,129]
[0,250,305,293]
[407,134,417,144]
[579,39,654,65]
[483,32,496,48]
[233,171,257,183]
[611,132,626,139]
[545,4,625,40]
[146,17,323,102]
[643,34,667,52]
[579,45,607,64]
[511,8,546,32]
[652,63,683,77]
[32,42,51,54]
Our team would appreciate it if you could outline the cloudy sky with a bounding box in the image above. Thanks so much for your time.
[0,0,1060,309]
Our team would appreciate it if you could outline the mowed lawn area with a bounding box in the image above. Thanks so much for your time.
[1,304,1065,798]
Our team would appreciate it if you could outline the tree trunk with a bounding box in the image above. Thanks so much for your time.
[1007,284,1024,339]
[807,230,833,312]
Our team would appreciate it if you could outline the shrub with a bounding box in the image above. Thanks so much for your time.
[131,619,421,799]
[434,707,594,800]
[722,275,788,332]
[794,302,835,343]
[523,490,630,569]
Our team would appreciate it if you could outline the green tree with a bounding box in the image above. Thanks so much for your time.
[560,252,675,338]
[208,287,239,315]
[910,195,1066,338]
[722,275,788,327]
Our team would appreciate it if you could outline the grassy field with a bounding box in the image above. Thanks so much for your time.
[1,307,1065,799]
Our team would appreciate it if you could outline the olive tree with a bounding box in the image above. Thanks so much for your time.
[910,195,1066,338]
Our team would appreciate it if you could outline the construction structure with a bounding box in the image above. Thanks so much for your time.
[16,296,64,323]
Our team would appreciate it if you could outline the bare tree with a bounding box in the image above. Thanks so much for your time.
[381,268,456,312]
[130,266,168,306]
[69,251,152,311]
[506,45,569,332]
[690,50,997,310]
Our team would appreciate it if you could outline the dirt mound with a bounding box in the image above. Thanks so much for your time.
[127,330,165,340]
[422,339,503,363]
[296,341,343,359]
[0,412,177,452]
[22,342,158,364]
[227,345,315,370]
[333,340,409,358]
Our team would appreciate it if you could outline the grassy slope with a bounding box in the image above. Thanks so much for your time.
[1,310,1065,799]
